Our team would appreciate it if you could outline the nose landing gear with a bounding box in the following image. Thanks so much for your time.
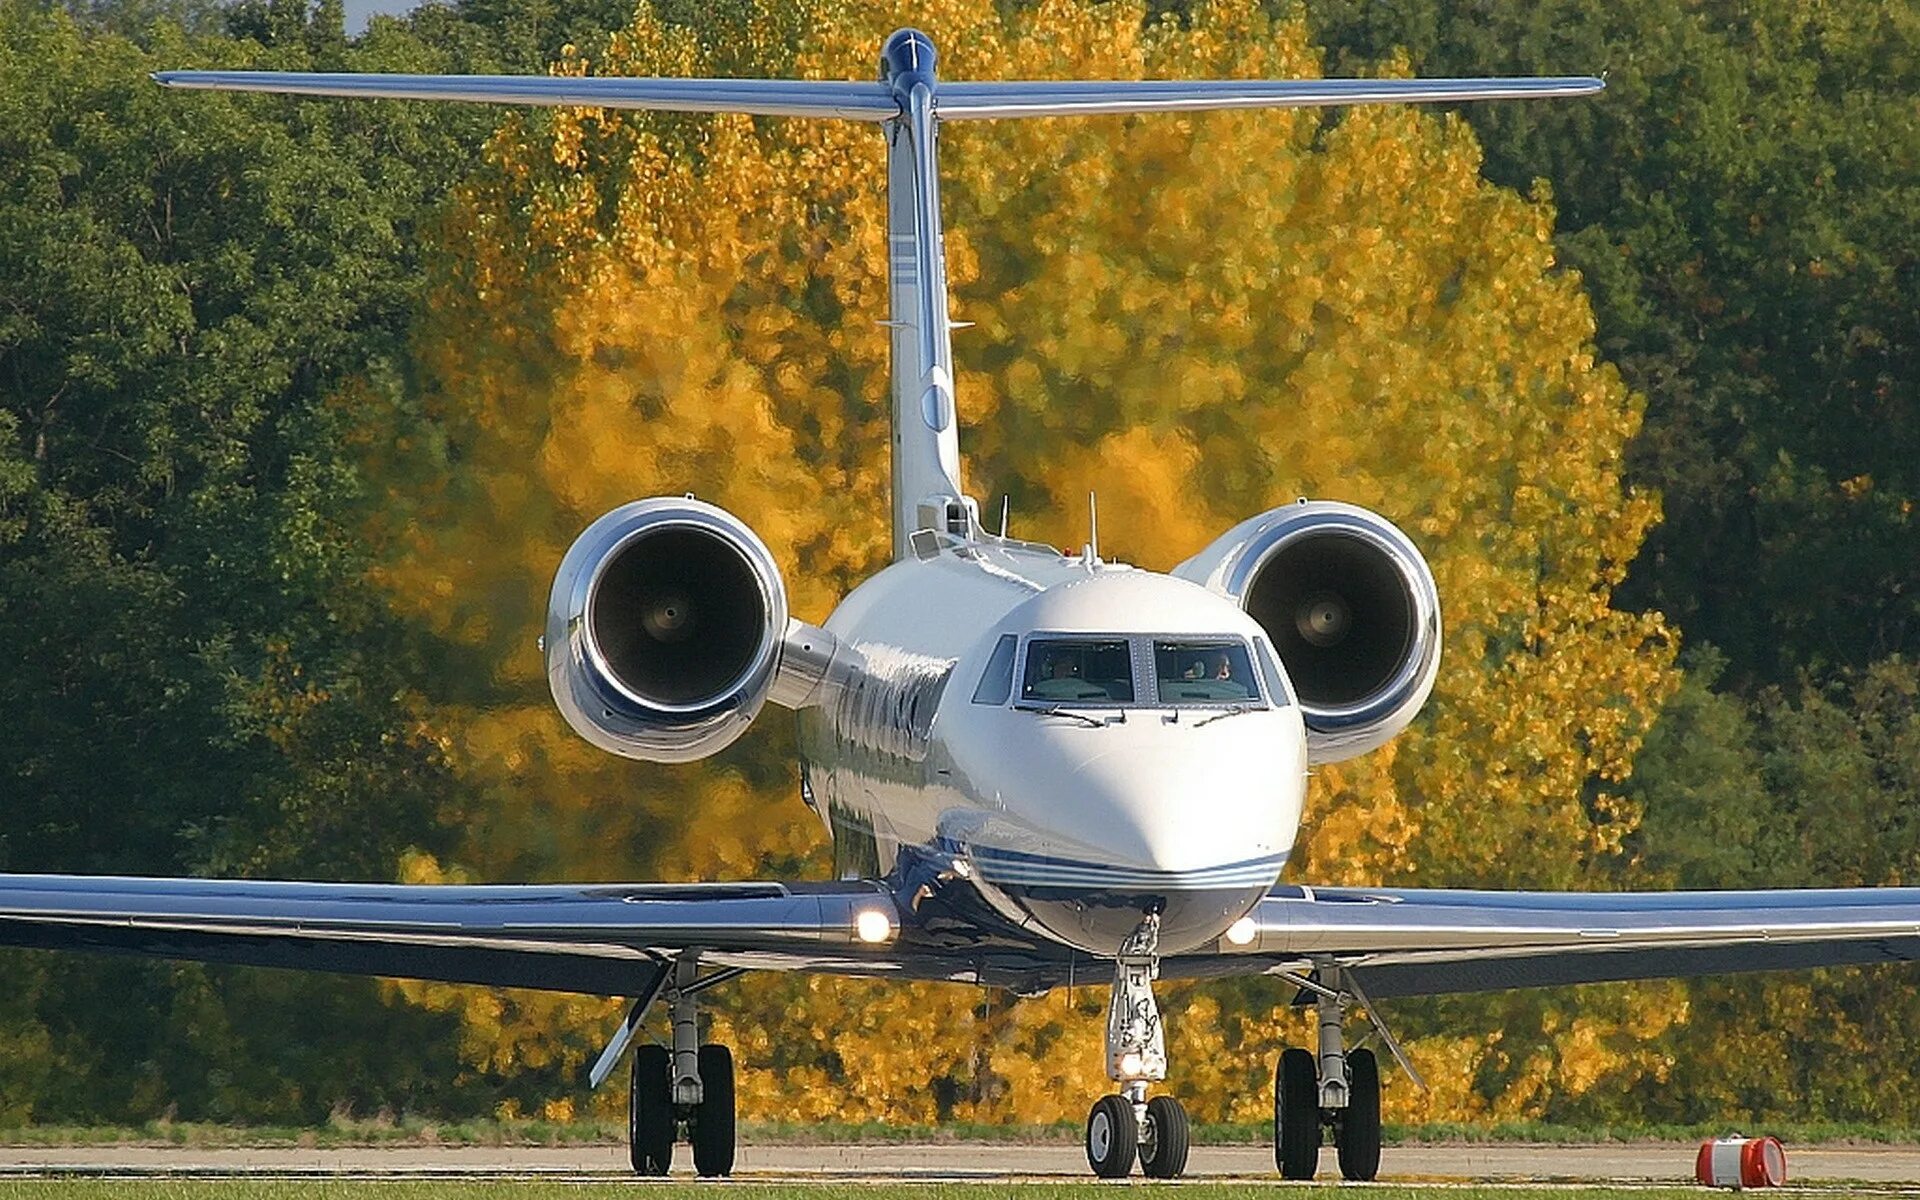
[1083,913,1192,1179]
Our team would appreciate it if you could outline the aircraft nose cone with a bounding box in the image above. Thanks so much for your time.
[1067,750,1282,870]
[970,722,1302,955]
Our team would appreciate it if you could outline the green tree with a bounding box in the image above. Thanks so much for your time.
[1615,654,1920,1125]
[0,0,556,1122]
[1305,0,1920,689]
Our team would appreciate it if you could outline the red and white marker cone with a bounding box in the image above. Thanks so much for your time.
[1696,1136,1787,1188]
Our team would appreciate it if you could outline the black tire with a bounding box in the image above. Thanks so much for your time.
[1141,1094,1190,1179]
[1335,1048,1382,1182]
[1085,1093,1139,1178]
[690,1043,737,1177]
[1274,1046,1320,1180]
[629,1043,674,1176]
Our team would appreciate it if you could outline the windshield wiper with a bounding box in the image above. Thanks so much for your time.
[1019,705,1111,728]
[1194,704,1259,728]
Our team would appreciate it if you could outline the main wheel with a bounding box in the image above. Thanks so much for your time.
[1140,1094,1190,1179]
[1274,1046,1320,1180]
[629,1043,674,1176]
[689,1043,737,1177]
[1335,1048,1381,1181]
[1086,1093,1139,1178]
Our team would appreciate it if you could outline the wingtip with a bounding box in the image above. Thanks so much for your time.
[152,70,182,86]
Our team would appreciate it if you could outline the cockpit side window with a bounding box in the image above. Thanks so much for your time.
[1153,640,1261,704]
[971,634,1019,705]
[1252,636,1294,707]
[1021,639,1135,704]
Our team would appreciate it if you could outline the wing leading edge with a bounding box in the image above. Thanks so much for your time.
[0,873,903,995]
[1186,885,1920,997]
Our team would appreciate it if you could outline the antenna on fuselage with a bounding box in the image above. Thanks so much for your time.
[1085,492,1101,565]
[999,494,1010,539]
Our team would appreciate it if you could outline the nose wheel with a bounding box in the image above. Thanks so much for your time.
[1085,1094,1137,1178]
[1141,1094,1192,1178]
[1084,1092,1190,1179]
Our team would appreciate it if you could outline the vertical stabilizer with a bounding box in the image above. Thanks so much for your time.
[880,30,972,559]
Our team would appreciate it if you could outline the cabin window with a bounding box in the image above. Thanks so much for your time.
[971,634,1018,705]
[1152,640,1261,704]
[1021,639,1135,704]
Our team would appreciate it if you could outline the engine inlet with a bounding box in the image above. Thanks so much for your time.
[1247,531,1415,709]
[590,526,771,709]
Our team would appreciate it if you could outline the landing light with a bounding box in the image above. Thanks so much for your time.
[1116,1052,1146,1079]
[854,909,894,944]
[1226,916,1259,946]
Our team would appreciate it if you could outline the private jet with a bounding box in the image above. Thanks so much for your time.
[6,28,1920,1181]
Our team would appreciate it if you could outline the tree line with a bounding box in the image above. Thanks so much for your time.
[0,0,1913,1126]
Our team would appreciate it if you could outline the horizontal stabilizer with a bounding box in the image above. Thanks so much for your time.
[151,71,898,119]
[934,76,1604,119]
[153,70,1601,122]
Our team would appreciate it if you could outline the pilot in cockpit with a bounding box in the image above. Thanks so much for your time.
[1180,650,1234,683]
[1042,650,1081,682]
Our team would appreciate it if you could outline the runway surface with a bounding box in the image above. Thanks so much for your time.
[7,1142,1920,1183]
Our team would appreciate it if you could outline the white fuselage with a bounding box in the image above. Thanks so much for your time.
[797,538,1307,956]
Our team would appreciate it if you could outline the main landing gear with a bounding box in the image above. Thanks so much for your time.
[1273,964,1420,1181]
[1082,914,1191,1179]
[594,954,743,1177]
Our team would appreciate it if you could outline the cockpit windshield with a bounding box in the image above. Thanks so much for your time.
[1008,635,1276,708]
[1021,639,1135,704]
[1154,640,1260,704]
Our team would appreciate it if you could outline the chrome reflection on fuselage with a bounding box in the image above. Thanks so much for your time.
[798,539,1308,957]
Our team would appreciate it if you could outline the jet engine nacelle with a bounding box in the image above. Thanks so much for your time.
[1176,500,1441,763]
[545,497,792,763]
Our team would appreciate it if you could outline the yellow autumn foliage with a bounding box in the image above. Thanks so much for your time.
[368,0,1681,1123]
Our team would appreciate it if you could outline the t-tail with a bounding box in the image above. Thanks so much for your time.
[155,29,1602,560]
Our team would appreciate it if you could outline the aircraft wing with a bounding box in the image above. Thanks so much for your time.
[1187,884,1920,997]
[0,873,903,995]
[16,872,1917,1001]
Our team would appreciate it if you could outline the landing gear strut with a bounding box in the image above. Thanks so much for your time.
[607,954,742,1177]
[1082,914,1191,1179]
[1272,964,1415,1181]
